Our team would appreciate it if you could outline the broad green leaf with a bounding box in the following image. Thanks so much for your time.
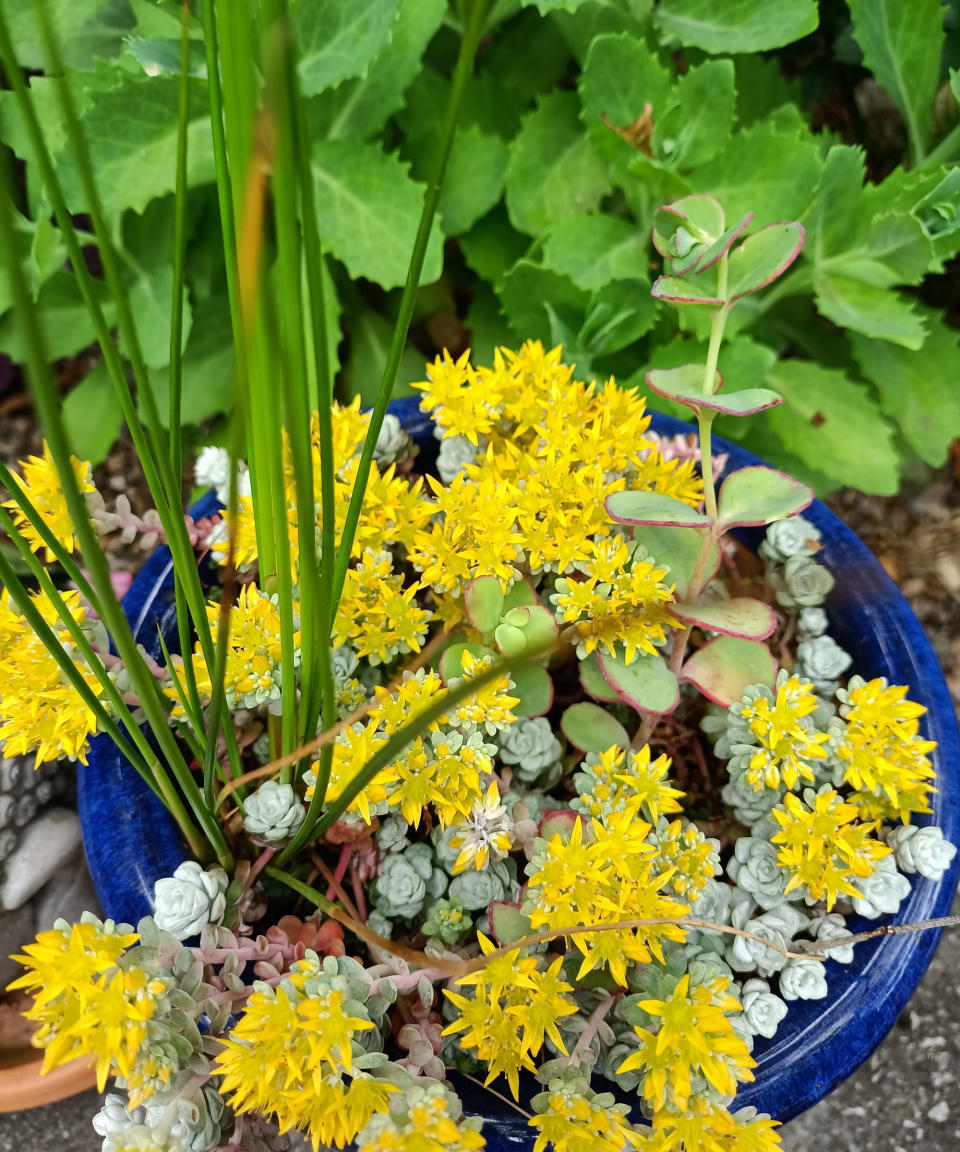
[522,0,596,10]
[672,597,776,640]
[579,32,673,159]
[121,263,192,371]
[27,215,66,300]
[560,701,630,751]
[689,118,823,228]
[510,664,554,718]
[734,54,802,127]
[681,637,777,705]
[606,490,713,527]
[465,576,506,634]
[129,0,203,38]
[579,278,656,355]
[579,650,621,702]
[596,649,679,714]
[760,361,899,493]
[635,524,720,599]
[909,168,960,270]
[497,260,589,342]
[3,0,133,69]
[551,0,651,63]
[653,59,736,169]
[464,281,514,364]
[459,205,530,284]
[143,294,233,428]
[0,270,114,361]
[0,70,110,178]
[482,8,572,104]
[850,312,960,469]
[309,0,446,141]
[726,222,806,300]
[846,0,945,163]
[293,0,404,95]
[54,72,215,218]
[343,311,425,404]
[126,38,208,78]
[717,465,812,527]
[814,274,926,349]
[505,91,610,235]
[63,362,123,467]
[311,140,443,290]
[406,125,509,237]
[543,214,646,290]
[654,0,818,52]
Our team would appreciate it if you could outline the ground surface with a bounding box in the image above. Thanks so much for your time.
[0,439,957,1151]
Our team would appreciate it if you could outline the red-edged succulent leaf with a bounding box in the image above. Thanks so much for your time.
[717,466,813,528]
[681,636,777,706]
[606,490,713,528]
[597,649,679,715]
[489,901,532,946]
[646,367,781,417]
[726,221,805,301]
[579,651,621,703]
[671,597,777,640]
[502,578,537,612]
[438,641,496,683]
[538,809,581,842]
[651,275,724,306]
[652,194,726,262]
[560,701,630,752]
[464,576,505,634]
[510,663,553,718]
[692,211,754,273]
[636,524,721,600]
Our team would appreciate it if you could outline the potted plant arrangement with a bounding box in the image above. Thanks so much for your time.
[0,1,958,1150]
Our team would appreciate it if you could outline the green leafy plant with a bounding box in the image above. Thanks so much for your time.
[3,0,960,492]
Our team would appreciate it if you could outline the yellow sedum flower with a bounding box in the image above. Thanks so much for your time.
[448,649,521,735]
[738,675,830,792]
[333,550,433,665]
[835,677,936,823]
[529,1082,646,1152]
[355,1082,485,1152]
[444,936,578,1099]
[575,743,684,824]
[648,1101,781,1152]
[449,780,514,873]
[0,587,105,765]
[770,787,890,909]
[3,441,95,559]
[617,974,755,1113]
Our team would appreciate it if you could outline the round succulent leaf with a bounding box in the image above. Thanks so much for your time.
[560,701,630,752]
[634,524,720,600]
[651,275,724,306]
[717,466,813,528]
[505,604,559,654]
[488,901,532,946]
[671,596,777,640]
[538,809,581,842]
[464,575,505,634]
[647,363,722,401]
[438,641,497,683]
[494,622,527,658]
[502,577,537,612]
[579,650,621,703]
[510,663,554,718]
[652,194,726,259]
[726,221,806,301]
[597,648,679,715]
[680,636,777,706]
[606,490,713,527]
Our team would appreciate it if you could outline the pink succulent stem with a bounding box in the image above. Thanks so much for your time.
[245,847,276,891]
[326,843,352,901]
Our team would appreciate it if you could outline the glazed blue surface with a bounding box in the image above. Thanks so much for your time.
[79,399,960,1137]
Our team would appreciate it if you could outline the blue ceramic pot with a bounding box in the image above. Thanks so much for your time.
[79,401,960,1141]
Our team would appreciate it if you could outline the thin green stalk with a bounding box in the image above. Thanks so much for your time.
[262,866,337,915]
[0,154,231,868]
[277,646,545,864]
[330,0,493,611]
[698,256,731,522]
[920,123,960,169]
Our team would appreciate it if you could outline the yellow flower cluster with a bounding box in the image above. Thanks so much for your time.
[170,583,296,713]
[525,803,689,986]
[529,1083,645,1152]
[304,656,518,829]
[575,743,684,823]
[617,973,754,1113]
[9,921,162,1094]
[443,935,578,1098]
[2,442,95,560]
[332,549,433,665]
[411,342,702,594]
[651,819,718,901]
[771,788,890,909]
[552,536,677,665]
[215,970,392,1150]
[0,587,105,764]
[738,675,830,792]
[355,1083,485,1152]
[835,678,936,823]
[646,1102,782,1152]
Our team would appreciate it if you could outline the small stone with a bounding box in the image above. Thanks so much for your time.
[0,902,35,989]
[927,1101,949,1123]
[0,807,82,910]
[34,846,101,932]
